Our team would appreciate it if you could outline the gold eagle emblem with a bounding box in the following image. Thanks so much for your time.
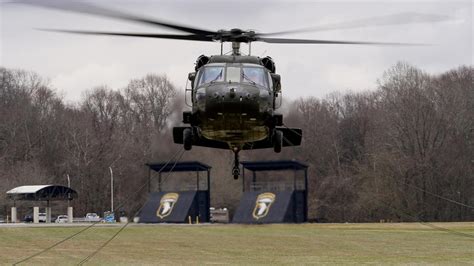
[156,193,179,219]
[252,192,276,219]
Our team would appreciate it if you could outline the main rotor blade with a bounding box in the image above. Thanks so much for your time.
[38,29,215,42]
[261,12,451,36]
[258,37,427,46]
[15,0,217,36]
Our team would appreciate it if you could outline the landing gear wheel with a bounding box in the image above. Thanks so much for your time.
[273,129,283,153]
[232,167,240,180]
[183,128,193,150]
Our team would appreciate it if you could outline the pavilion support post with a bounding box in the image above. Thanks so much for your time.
[304,169,308,221]
[45,200,51,223]
[67,206,73,223]
[33,206,39,224]
[242,168,245,192]
[252,171,256,191]
[11,206,17,223]
[206,169,211,223]
[293,169,297,191]
[196,171,200,191]
[158,173,162,192]
[207,169,211,204]
[207,170,210,192]
[148,168,151,193]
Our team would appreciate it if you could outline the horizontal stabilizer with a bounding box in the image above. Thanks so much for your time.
[173,127,229,149]
[173,127,302,150]
[242,127,302,150]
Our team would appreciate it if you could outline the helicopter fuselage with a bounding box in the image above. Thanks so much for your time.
[173,54,302,178]
[174,54,301,156]
[192,62,274,148]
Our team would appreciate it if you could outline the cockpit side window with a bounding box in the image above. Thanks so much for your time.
[267,72,273,90]
[242,67,268,88]
[197,66,224,86]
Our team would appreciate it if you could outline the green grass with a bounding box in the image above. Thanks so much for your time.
[1,223,473,265]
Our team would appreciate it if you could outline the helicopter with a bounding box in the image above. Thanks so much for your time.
[16,1,432,179]
[174,50,300,179]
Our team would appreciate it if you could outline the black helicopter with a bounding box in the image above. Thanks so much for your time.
[17,1,432,178]
[174,50,300,179]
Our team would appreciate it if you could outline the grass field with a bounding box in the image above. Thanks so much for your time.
[0,223,473,265]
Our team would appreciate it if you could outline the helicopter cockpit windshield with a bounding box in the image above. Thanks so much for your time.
[198,66,224,85]
[197,64,269,88]
[241,67,267,87]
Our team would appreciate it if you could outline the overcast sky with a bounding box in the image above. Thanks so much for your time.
[1,1,472,102]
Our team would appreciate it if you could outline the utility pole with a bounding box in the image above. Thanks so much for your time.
[66,174,73,223]
[109,167,114,212]
[66,174,71,207]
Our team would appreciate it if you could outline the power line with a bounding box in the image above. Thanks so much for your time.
[282,124,302,137]
[283,123,473,238]
[78,220,131,265]
[378,199,474,240]
[77,151,185,264]
[158,155,187,186]
[394,179,474,210]
[13,148,184,265]
[284,123,473,210]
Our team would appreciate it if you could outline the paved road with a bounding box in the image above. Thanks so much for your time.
[0,222,123,228]
[0,222,219,228]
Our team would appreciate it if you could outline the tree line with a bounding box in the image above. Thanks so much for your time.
[0,63,472,222]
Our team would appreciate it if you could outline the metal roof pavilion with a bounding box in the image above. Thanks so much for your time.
[6,185,77,201]
[240,160,308,171]
[146,161,211,173]
[145,161,211,193]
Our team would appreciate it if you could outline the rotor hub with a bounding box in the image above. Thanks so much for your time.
[214,28,258,43]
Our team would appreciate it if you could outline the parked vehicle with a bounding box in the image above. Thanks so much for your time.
[23,215,33,223]
[85,213,101,222]
[55,215,68,223]
[38,213,47,223]
[103,211,115,223]
[210,207,230,223]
